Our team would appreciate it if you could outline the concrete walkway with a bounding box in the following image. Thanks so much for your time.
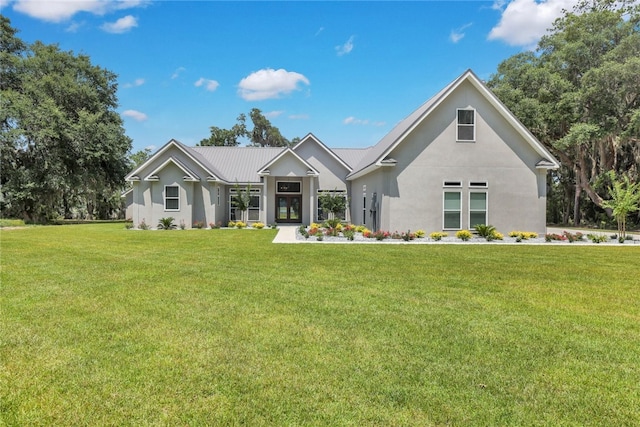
[272,226,300,243]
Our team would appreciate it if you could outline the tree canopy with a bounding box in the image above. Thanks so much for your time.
[487,0,640,226]
[199,108,293,147]
[1,16,132,222]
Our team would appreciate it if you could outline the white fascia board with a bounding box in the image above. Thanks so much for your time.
[143,157,200,182]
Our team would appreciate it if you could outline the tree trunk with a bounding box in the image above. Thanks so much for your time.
[574,168,581,226]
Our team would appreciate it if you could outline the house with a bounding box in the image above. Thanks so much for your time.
[125,69,559,234]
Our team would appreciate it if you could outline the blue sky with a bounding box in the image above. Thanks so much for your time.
[1,0,581,153]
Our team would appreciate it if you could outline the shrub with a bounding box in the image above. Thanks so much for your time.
[298,224,307,234]
[429,231,448,241]
[390,231,402,239]
[193,221,205,229]
[509,231,538,240]
[227,221,236,228]
[209,221,222,229]
[252,222,265,229]
[363,229,372,238]
[415,229,426,238]
[456,230,472,241]
[125,222,134,230]
[157,217,176,230]
[545,233,566,242]
[588,233,609,243]
[355,225,367,233]
[373,230,390,240]
[235,221,247,229]
[343,229,355,241]
[563,231,584,243]
[401,231,416,241]
[138,219,150,230]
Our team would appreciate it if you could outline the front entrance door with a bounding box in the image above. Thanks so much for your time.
[276,195,301,223]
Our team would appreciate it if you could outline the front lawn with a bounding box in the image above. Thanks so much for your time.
[1,224,639,425]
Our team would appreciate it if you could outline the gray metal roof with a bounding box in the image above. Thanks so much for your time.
[191,146,284,183]
[331,148,372,170]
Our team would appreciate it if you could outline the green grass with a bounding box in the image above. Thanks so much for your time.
[1,224,639,426]
[0,219,25,228]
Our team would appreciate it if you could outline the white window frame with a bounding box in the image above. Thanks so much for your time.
[456,108,476,142]
[443,191,462,230]
[317,189,347,222]
[164,185,180,211]
[469,191,488,229]
[229,187,261,222]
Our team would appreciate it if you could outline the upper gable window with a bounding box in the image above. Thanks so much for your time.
[457,108,475,142]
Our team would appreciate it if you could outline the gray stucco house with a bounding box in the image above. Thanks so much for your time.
[125,69,559,234]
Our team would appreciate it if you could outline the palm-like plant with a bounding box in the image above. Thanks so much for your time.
[157,217,176,230]
[474,224,496,241]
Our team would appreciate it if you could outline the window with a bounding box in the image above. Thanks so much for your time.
[443,191,461,229]
[229,187,261,221]
[469,192,487,228]
[457,108,475,141]
[277,181,301,193]
[469,181,488,188]
[317,190,347,222]
[362,185,367,225]
[164,185,179,211]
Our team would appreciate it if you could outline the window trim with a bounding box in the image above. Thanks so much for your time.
[469,191,488,229]
[443,191,462,230]
[164,185,180,211]
[229,187,261,222]
[456,108,476,142]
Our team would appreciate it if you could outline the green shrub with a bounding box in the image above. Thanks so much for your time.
[429,231,448,241]
[158,217,176,230]
[456,230,472,241]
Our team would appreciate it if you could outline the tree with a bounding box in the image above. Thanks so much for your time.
[248,108,290,147]
[199,113,247,146]
[0,17,132,222]
[600,172,640,239]
[487,0,640,226]
[318,189,347,228]
[233,182,252,223]
[129,148,152,169]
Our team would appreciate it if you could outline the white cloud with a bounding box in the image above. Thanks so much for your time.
[343,116,386,127]
[101,15,138,33]
[123,78,145,88]
[336,35,355,56]
[171,67,186,79]
[450,23,472,43]
[194,78,220,92]
[488,0,578,46]
[238,68,310,101]
[122,109,148,122]
[264,110,284,119]
[315,27,324,36]
[10,0,148,23]
[289,114,309,120]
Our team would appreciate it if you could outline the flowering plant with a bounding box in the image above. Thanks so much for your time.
[429,231,448,241]
[456,230,472,241]
[252,222,265,229]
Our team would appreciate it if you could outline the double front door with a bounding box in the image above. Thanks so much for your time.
[276,195,301,223]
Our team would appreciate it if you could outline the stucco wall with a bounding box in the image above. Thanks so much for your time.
[380,80,547,234]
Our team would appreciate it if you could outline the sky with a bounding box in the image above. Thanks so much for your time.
[0,0,583,153]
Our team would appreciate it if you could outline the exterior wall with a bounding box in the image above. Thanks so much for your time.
[150,163,193,229]
[350,170,387,230]
[379,80,548,235]
[294,141,352,224]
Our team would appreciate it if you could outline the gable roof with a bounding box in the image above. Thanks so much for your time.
[347,69,560,180]
[125,139,223,182]
[144,157,200,181]
[256,147,320,176]
[292,133,354,172]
